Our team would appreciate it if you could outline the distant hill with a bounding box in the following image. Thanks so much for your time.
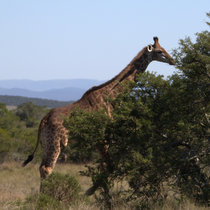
[0,95,73,108]
[0,79,105,101]
[0,79,104,91]
[0,87,85,101]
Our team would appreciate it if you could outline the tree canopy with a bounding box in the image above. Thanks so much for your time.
[65,21,210,208]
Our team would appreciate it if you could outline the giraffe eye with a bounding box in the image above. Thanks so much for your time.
[157,50,162,54]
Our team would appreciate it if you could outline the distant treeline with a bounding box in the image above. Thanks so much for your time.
[0,95,74,108]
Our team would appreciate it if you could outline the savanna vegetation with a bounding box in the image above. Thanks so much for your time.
[0,15,209,209]
[0,102,48,163]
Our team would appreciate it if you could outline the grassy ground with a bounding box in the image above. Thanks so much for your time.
[0,161,94,209]
[0,161,208,210]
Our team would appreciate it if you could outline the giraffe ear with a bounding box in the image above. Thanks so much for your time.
[147,45,153,52]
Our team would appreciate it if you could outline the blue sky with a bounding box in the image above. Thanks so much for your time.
[0,1,209,80]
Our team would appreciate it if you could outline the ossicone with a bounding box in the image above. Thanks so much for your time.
[153,36,159,42]
[153,36,160,48]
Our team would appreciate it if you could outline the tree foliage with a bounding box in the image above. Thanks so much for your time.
[16,102,48,127]
[65,24,210,208]
[0,102,48,162]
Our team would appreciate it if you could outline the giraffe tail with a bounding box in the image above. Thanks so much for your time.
[22,121,42,167]
[22,154,34,167]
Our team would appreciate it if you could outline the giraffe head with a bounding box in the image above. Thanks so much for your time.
[147,37,175,65]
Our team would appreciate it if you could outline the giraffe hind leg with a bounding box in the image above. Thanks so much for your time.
[39,139,61,179]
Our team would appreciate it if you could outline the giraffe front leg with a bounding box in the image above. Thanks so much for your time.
[60,127,69,147]
[86,141,113,196]
[97,140,113,173]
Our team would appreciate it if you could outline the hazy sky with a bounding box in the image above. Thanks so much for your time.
[0,1,209,81]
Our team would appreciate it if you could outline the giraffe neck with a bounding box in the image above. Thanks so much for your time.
[113,47,151,83]
[86,47,150,94]
[76,47,151,111]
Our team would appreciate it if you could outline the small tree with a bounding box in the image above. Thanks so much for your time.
[65,17,210,208]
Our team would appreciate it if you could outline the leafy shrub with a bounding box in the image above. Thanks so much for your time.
[41,172,81,203]
[64,109,107,163]
[22,193,61,210]
[36,193,61,210]
[22,172,83,209]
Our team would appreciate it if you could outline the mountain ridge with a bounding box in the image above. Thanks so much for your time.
[0,79,106,101]
[0,79,104,91]
[0,87,84,101]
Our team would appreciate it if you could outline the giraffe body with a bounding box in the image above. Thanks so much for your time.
[38,107,70,178]
[22,37,175,179]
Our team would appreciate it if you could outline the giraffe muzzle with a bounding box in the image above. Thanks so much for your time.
[169,58,175,65]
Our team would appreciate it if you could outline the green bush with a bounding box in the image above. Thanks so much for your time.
[64,109,106,163]
[22,193,61,210]
[41,172,82,203]
[35,193,61,210]
[22,172,83,209]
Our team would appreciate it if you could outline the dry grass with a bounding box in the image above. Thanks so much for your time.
[0,161,40,204]
[0,161,93,209]
[0,161,208,210]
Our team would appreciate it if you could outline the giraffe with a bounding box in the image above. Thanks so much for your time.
[22,37,175,180]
